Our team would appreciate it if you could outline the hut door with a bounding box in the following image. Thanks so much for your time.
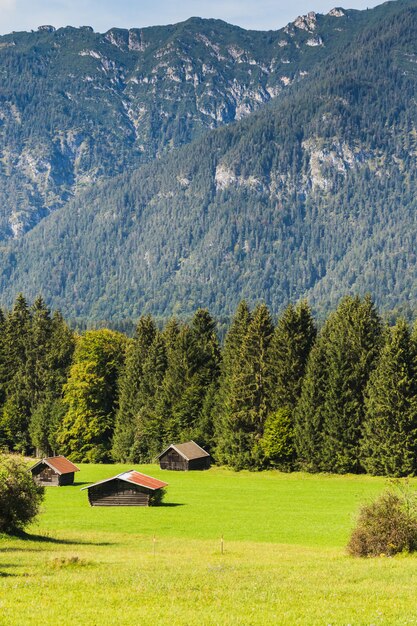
[41,467,54,482]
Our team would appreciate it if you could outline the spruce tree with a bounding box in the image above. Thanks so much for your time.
[0,308,6,406]
[130,331,168,461]
[360,320,417,476]
[26,296,52,405]
[0,308,7,446]
[151,311,221,450]
[28,307,75,455]
[29,399,58,457]
[265,301,316,468]
[270,300,316,410]
[295,295,382,473]
[320,296,383,473]
[160,323,201,443]
[218,303,275,469]
[294,337,328,471]
[189,308,221,446]
[214,301,252,465]
[111,315,156,461]
[0,295,32,451]
[47,310,75,396]
[3,294,31,385]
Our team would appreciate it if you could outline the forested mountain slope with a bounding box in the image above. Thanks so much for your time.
[0,5,376,239]
[0,0,416,320]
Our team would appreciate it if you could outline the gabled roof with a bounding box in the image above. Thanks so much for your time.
[81,471,168,492]
[30,456,79,475]
[157,440,210,461]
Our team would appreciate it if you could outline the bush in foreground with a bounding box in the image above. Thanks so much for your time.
[347,487,417,557]
[0,454,44,534]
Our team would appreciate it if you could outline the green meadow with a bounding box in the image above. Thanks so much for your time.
[1,465,417,625]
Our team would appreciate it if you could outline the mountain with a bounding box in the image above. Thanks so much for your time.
[1,0,417,321]
[0,6,383,239]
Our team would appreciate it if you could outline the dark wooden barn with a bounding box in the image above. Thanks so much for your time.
[30,456,80,486]
[81,471,168,507]
[158,441,211,471]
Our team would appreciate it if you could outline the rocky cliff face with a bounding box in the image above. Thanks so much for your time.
[0,9,363,239]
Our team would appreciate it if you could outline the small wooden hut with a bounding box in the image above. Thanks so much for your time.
[158,441,211,471]
[30,456,80,486]
[81,471,168,507]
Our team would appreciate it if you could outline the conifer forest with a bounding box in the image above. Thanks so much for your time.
[2,293,417,477]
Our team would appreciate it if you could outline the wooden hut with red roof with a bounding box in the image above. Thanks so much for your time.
[30,456,79,486]
[158,441,211,471]
[81,471,168,506]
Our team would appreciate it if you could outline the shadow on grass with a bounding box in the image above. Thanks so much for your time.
[158,502,185,508]
[73,481,91,486]
[10,531,115,546]
[0,562,20,577]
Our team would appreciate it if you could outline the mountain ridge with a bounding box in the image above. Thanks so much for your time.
[0,3,387,239]
[1,0,416,320]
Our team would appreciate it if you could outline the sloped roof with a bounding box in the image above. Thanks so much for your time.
[158,440,210,461]
[81,471,168,492]
[30,456,79,475]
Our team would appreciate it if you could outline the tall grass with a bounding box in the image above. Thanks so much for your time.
[1,465,415,625]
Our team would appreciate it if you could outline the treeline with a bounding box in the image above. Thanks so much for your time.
[0,295,75,454]
[2,294,417,476]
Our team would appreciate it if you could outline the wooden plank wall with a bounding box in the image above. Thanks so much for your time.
[160,449,211,470]
[159,449,188,471]
[88,480,151,506]
[59,472,75,486]
[32,465,59,486]
[188,457,211,470]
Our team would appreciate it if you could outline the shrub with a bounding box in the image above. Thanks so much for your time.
[0,454,45,534]
[259,407,295,470]
[347,488,417,557]
[149,488,166,506]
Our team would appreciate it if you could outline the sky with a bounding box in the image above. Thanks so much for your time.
[0,0,386,35]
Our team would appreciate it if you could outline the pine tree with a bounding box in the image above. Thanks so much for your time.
[191,309,221,380]
[360,320,417,476]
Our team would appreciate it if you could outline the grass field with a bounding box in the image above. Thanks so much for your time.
[1,465,417,625]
